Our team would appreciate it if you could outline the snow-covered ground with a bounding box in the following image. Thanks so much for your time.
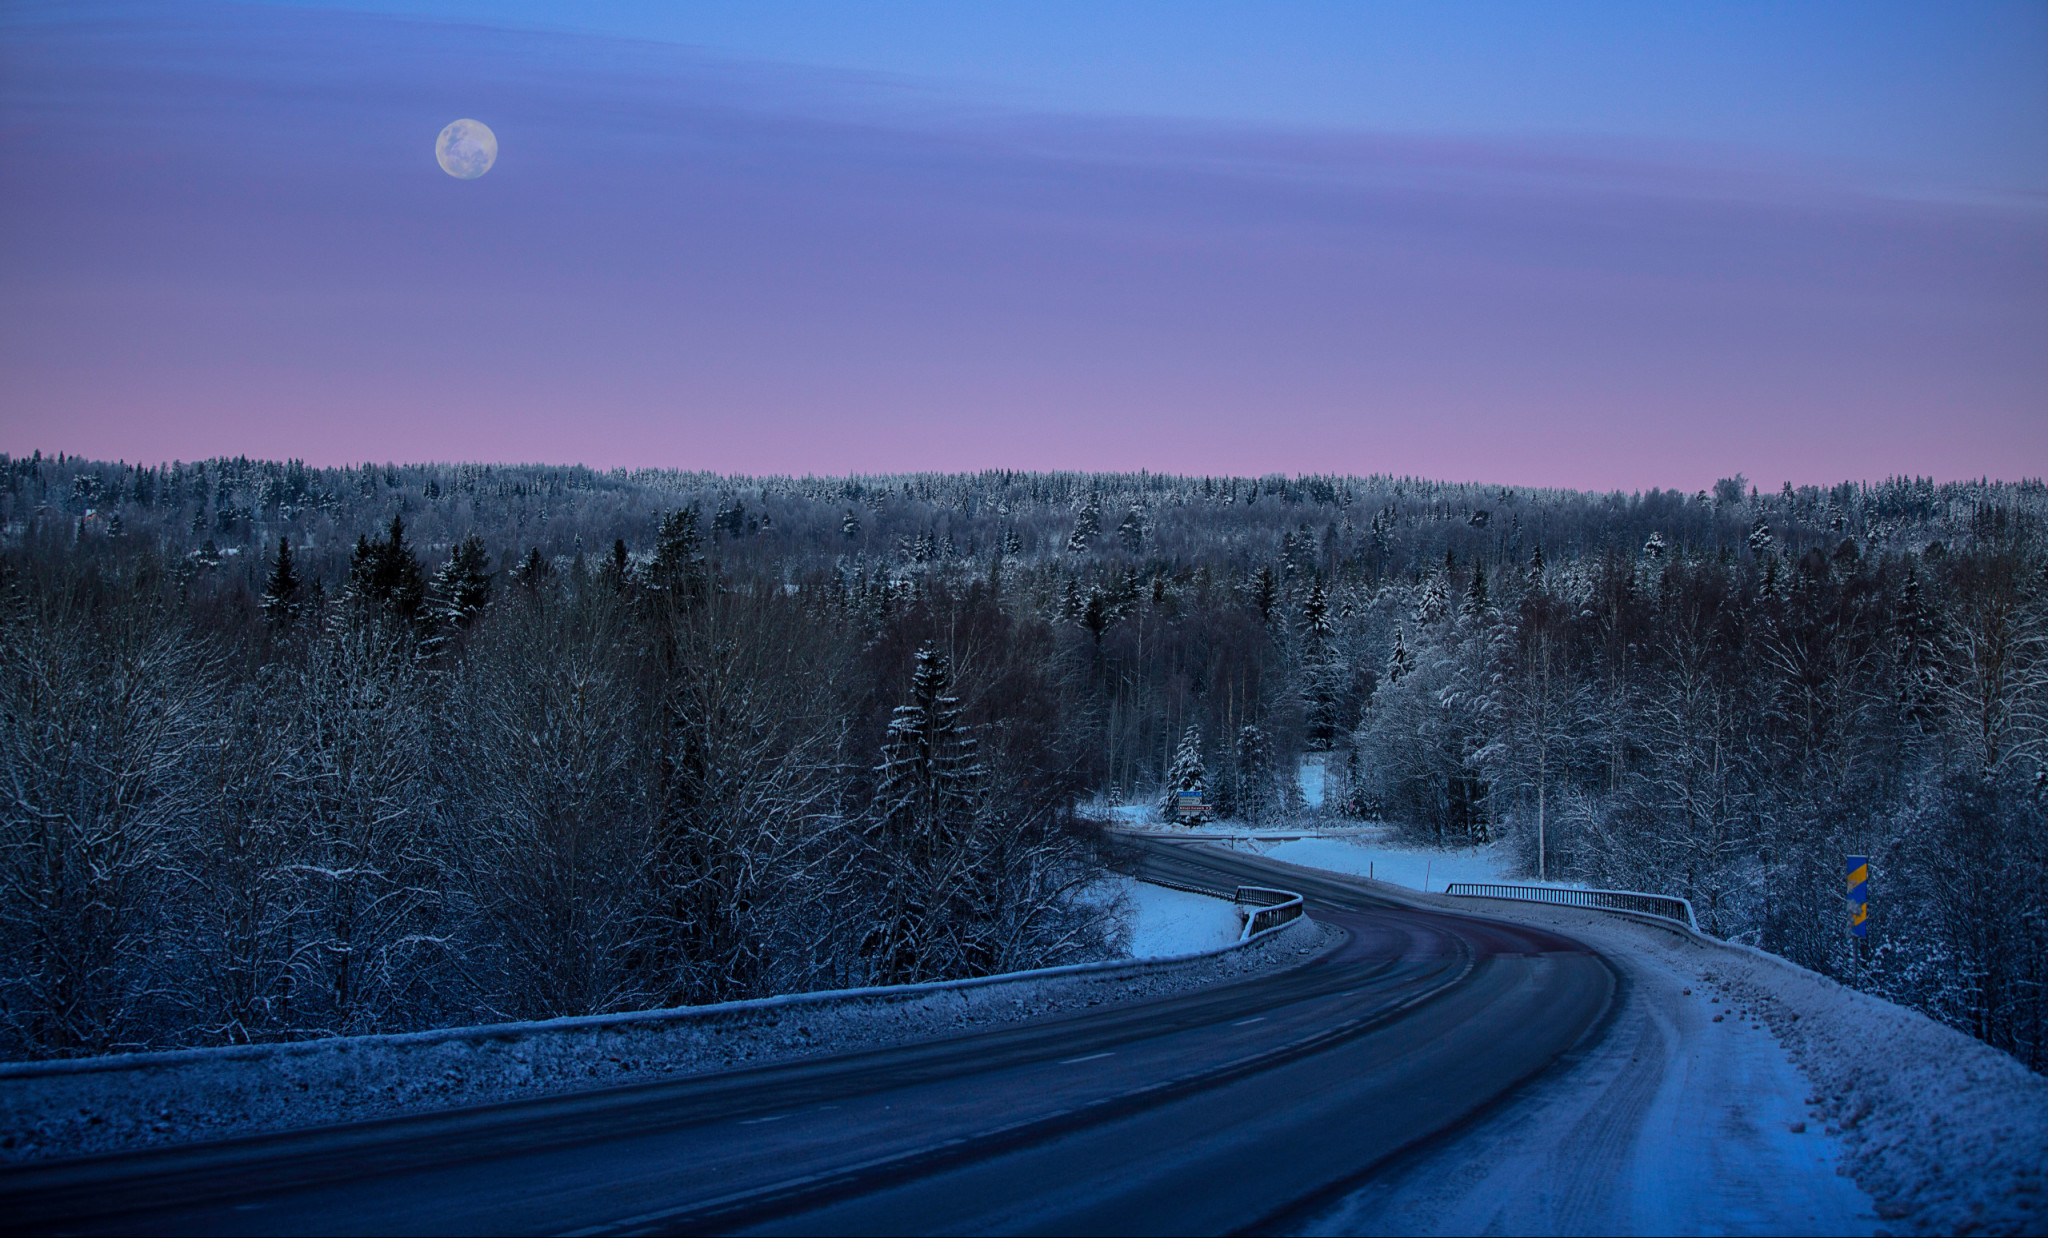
[1306,906,1879,1236]
[1247,833,1522,893]
[1094,874,1244,956]
[1098,810,1534,897]
[1244,845,2046,1237]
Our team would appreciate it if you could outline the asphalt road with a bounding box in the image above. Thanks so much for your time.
[1,840,1615,1236]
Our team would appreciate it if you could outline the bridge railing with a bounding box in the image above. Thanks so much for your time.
[1234,886,1305,939]
[1129,878,1306,941]
[1444,882,1699,932]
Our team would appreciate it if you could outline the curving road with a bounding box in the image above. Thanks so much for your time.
[0,840,1614,1236]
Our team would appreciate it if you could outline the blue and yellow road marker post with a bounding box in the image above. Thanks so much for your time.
[1846,854,1869,941]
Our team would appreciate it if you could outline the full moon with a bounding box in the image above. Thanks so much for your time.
[435,119,497,179]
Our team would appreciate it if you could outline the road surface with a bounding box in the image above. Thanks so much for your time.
[1,840,1616,1236]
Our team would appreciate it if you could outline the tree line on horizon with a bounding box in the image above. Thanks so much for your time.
[2,454,2043,1070]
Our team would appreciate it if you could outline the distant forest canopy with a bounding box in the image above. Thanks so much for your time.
[3,453,2044,1071]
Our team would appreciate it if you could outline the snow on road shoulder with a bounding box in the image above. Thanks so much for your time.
[1306,902,1878,1236]
[1251,834,1517,893]
[1545,909,2048,1237]
[1093,874,1244,957]
[1254,838,2046,1238]
[1693,931,2048,1236]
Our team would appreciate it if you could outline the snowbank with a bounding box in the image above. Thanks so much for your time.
[1687,932,2048,1236]
[1095,874,1245,957]
[0,908,1334,1166]
[1250,844,2044,1237]
[1158,826,1527,892]
[1304,901,1879,1237]
[1254,834,1520,893]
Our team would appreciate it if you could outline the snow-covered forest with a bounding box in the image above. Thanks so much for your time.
[3,455,2043,1071]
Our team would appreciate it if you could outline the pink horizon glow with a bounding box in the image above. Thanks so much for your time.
[2,8,2043,492]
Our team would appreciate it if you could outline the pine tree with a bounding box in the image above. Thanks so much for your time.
[513,546,553,595]
[603,537,632,591]
[1748,516,1775,557]
[1117,507,1145,554]
[1340,744,1378,819]
[842,510,861,539]
[346,514,424,618]
[1896,566,1939,725]
[867,644,986,983]
[1299,580,1330,639]
[1066,502,1102,553]
[1299,580,1344,748]
[1415,572,1450,625]
[430,534,492,627]
[1236,724,1274,823]
[1463,562,1489,615]
[261,536,301,629]
[1386,626,1415,685]
[1159,724,1206,823]
[874,644,982,839]
[647,508,707,601]
[1249,564,1279,625]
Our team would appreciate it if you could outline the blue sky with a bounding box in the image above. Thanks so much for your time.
[3,2,2042,484]
[278,0,2048,198]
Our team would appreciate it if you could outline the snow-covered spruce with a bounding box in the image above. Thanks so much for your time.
[0,915,1332,1165]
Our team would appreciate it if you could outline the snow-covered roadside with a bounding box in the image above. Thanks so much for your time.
[1304,898,1883,1236]
[1093,874,1246,956]
[1249,849,2045,1237]
[0,910,1335,1167]
[1438,903,2046,1237]
[1102,813,1534,895]
[1249,834,1523,893]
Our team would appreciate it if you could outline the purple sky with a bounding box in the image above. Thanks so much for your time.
[2,4,2043,489]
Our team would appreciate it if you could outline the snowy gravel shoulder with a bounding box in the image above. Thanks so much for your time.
[1328,876,2045,1237]
[0,910,1338,1166]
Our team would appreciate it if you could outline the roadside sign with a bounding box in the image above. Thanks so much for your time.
[1846,855,1868,939]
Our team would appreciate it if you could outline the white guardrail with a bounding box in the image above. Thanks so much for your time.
[1444,882,1700,933]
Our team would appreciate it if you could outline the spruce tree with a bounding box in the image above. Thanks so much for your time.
[1159,724,1207,823]
[875,644,981,838]
[1463,562,1489,615]
[1301,580,1333,639]
[1235,724,1274,823]
[868,644,985,983]
[261,536,301,629]
[605,537,632,591]
[1385,626,1414,685]
[430,534,492,627]
[1249,564,1279,625]
[1066,503,1101,553]
[514,546,552,594]
[1117,507,1145,554]
[346,514,424,618]
[648,508,707,601]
